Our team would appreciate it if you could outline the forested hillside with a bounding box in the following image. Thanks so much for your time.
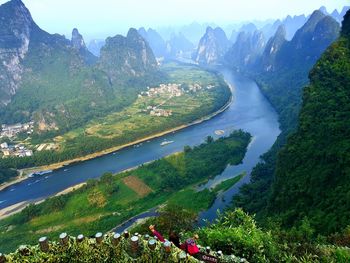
[233,11,341,217]
[268,10,350,234]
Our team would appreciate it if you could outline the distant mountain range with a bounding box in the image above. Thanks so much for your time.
[233,10,342,227]
[87,39,105,57]
[0,0,159,133]
[138,28,194,59]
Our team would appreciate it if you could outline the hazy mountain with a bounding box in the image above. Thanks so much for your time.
[229,30,238,43]
[166,33,194,59]
[225,30,265,69]
[319,6,328,15]
[282,14,307,40]
[261,19,283,40]
[340,6,350,18]
[138,27,167,58]
[318,6,350,23]
[238,23,257,34]
[87,39,105,56]
[98,28,158,82]
[260,25,286,72]
[71,28,97,64]
[178,22,217,45]
[277,11,340,69]
[193,26,230,65]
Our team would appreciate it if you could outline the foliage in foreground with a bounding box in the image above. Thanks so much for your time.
[197,209,350,263]
[4,232,245,263]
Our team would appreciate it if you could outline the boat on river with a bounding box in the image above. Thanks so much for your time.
[33,170,53,176]
[160,140,174,146]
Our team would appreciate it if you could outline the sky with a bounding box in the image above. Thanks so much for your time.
[0,0,348,41]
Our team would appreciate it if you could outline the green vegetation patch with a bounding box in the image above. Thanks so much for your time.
[0,131,251,253]
[212,173,245,193]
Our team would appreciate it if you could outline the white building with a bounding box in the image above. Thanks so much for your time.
[0,142,8,149]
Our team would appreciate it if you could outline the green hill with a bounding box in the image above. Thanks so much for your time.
[268,10,350,234]
[0,0,161,133]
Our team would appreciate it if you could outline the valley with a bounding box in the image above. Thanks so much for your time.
[0,0,349,261]
[0,62,231,183]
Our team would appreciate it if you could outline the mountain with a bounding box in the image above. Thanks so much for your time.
[229,29,238,43]
[166,33,194,59]
[261,19,283,40]
[238,23,257,34]
[71,28,97,64]
[260,25,286,72]
[225,29,265,69]
[268,10,350,234]
[178,22,215,45]
[87,39,105,56]
[193,26,230,65]
[340,6,350,19]
[282,14,307,40]
[320,6,350,23]
[0,0,159,133]
[276,11,340,69]
[0,0,33,106]
[98,28,158,83]
[138,27,167,57]
[233,12,340,220]
[319,6,328,15]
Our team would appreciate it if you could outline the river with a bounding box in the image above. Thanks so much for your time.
[0,67,280,227]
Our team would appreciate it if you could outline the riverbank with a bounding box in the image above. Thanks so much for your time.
[0,85,233,192]
[0,182,87,220]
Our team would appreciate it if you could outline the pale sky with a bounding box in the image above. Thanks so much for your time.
[1,0,348,41]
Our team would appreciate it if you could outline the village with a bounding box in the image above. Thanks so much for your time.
[138,83,216,117]
[0,122,35,158]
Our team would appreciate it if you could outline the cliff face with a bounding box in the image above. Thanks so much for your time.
[260,25,286,72]
[193,27,230,65]
[71,28,97,64]
[225,30,265,69]
[0,0,33,105]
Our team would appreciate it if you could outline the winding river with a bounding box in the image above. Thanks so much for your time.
[0,68,280,226]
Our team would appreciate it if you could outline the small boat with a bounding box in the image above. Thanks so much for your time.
[10,188,15,192]
[63,169,68,172]
[160,140,174,146]
[28,173,34,178]
[34,170,52,176]
[215,130,225,135]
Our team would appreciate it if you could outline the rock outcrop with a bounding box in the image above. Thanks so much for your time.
[193,26,230,65]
